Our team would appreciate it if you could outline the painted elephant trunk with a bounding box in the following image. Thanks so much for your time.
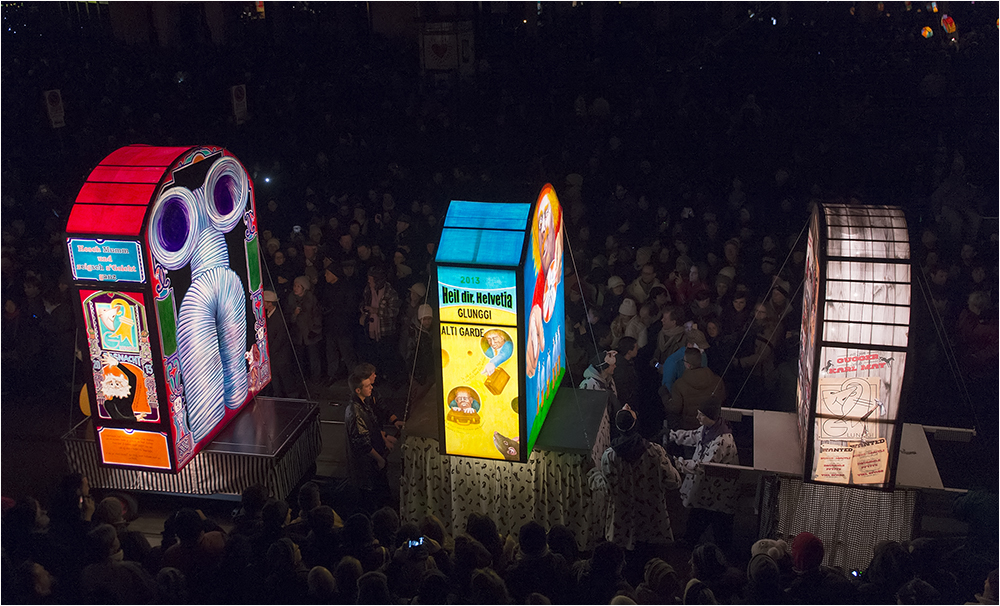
[148,156,253,447]
[178,226,248,443]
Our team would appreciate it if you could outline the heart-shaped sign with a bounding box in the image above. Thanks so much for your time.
[431,43,449,59]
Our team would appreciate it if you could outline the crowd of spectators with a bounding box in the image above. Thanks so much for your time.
[1,2,997,604]
[2,3,994,419]
[3,473,998,604]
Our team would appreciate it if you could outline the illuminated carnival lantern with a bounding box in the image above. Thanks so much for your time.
[922,26,934,38]
[65,145,269,473]
[931,1,938,12]
[796,204,912,488]
[941,14,956,34]
[433,186,566,463]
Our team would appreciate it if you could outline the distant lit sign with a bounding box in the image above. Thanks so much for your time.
[68,238,145,283]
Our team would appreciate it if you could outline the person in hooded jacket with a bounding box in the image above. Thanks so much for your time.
[600,406,682,551]
[579,349,618,395]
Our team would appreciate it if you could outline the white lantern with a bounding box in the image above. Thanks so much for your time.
[797,204,911,487]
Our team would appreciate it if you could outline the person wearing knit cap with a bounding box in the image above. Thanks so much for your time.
[92,496,152,563]
[682,578,717,604]
[610,298,637,349]
[604,275,627,318]
[791,532,824,572]
[579,350,619,395]
[745,553,787,604]
[88,523,122,562]
[635,558,681,604]
[599,404,681,552]
[397,280,429,344]
[666,397,739,551]
[751,538,790,563]
[767,275,794,327]
[787,531,858,605]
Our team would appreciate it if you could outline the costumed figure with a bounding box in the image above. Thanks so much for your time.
[596,406,682,550]
[667,399,739,550]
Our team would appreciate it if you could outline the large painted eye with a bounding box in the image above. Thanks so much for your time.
[159,197,189,251]
[202,156,248,232]
[149,187,199,270]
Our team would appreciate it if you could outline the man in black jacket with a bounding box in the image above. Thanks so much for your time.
[345,370,396,513]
